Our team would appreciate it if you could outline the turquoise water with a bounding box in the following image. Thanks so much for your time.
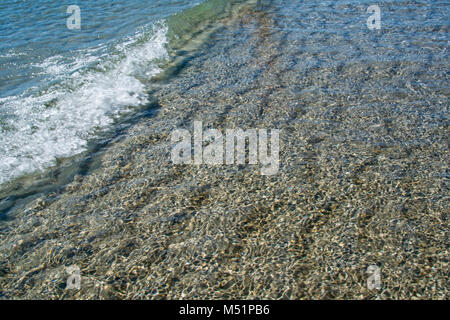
[0,0,201,97]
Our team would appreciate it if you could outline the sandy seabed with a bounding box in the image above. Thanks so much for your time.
[0,3,448,299]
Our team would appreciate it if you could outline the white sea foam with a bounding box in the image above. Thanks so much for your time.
[0,23,168,186]
[0,50,26,59]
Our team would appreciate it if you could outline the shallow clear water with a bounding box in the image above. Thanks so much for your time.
[0,0,448,299]
[0,0,448,201]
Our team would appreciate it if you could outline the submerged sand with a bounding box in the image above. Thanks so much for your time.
[0,4,448,299]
